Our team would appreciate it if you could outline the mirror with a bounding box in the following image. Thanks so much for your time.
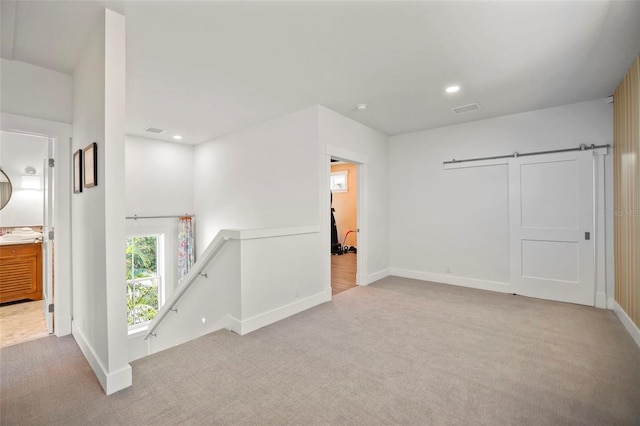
[0,168,12,210]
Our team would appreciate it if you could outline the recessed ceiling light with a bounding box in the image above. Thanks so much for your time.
[173,135,183,140]
[355,103,368,110]
[446,85,461,94]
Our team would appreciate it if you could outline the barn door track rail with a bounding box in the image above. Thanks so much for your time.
[444,143,610,169]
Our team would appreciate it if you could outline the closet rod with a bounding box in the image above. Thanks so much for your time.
[443,143,610,165]
[126,214,195,220]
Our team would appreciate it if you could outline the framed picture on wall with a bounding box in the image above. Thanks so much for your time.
[83,142,98,188]
[73,149,83,194]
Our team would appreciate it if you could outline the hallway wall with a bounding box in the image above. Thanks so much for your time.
[389,99,614,298]
[0,58,73,124]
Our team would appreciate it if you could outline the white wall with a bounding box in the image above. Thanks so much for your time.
[125,135,194,297]
[71,9,130,395]
[0,58,73,124]
[194,105,390,289]
[389,99,614,299]
[239,228,324,323]
[193,107,325,331]
[125,135,194,216]
[319,106,390,283]
[194,106,320,254]
[0,131,48,227]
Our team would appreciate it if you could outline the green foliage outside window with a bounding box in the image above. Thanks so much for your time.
[126,236,160,326]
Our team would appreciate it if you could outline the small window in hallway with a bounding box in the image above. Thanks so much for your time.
[126,235,163,330]
[330,170,348,192]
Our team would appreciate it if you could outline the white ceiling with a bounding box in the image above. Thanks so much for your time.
[2,1,640,145]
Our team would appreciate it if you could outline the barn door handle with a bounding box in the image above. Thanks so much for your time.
[585,232,590,240]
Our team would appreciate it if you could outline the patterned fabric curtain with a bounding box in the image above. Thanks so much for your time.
[178,216,194,280]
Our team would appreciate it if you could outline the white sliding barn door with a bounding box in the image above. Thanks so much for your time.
[509,151,595,306]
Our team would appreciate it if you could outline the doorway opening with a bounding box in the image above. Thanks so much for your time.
[330,159,358,296]
[0,130,53,347]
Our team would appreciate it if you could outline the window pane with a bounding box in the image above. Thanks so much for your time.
[126,235,160,326]
[125,237,133,280]
[127,277,159,326]
[131,236,158,278]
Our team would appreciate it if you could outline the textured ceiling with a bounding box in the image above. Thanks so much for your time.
[2,1,639,144]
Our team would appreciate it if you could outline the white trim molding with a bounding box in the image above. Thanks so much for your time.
[325,144,369,164]
[389,268,511,294]
[595,292,607,309]
[225,225,319,240]
[72,321,132,395]
[366,268,390,285]
[1,112,72,337]
[613,302,640,349]
[229,291,327,336]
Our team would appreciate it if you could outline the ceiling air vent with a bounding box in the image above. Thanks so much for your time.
[145,127,165,134]
[452,103,481,114]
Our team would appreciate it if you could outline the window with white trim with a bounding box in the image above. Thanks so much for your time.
[330,170,348,192]
[126,234,164,331]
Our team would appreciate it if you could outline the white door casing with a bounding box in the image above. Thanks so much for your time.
[509,151,595,306]
[42,149,54,333]
[1,113,72,336]
[325,145,368,290]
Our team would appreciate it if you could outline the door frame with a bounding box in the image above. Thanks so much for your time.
[1,113,73,336]
[42,142,54,333]
[323,145,368,297]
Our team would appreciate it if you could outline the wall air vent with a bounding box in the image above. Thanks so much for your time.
[452,103,481,114]
[145,127,165,134]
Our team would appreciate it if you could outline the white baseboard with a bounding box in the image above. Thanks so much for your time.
[607,297,615,310]
[127,331,151,362]
[612,301,640,349]
[389,268,511,294]
[366,268,390,285]
[226,315,242,335]
[235,291,328,335]
[55,315,72,336]
[106,365,133,395]
[595,292,607,309]
[324,287,333,302]
[72,321,132,395]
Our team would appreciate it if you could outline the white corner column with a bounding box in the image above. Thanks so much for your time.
[71,8,131,395]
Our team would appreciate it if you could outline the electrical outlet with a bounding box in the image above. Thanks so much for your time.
[446,265,451,274]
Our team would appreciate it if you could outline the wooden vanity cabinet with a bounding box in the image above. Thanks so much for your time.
[0,242,42,303]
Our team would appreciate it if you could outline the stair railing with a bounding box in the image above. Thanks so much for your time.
[144,230,230,340]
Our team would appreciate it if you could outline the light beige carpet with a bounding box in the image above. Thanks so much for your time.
[1,276,639,425]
